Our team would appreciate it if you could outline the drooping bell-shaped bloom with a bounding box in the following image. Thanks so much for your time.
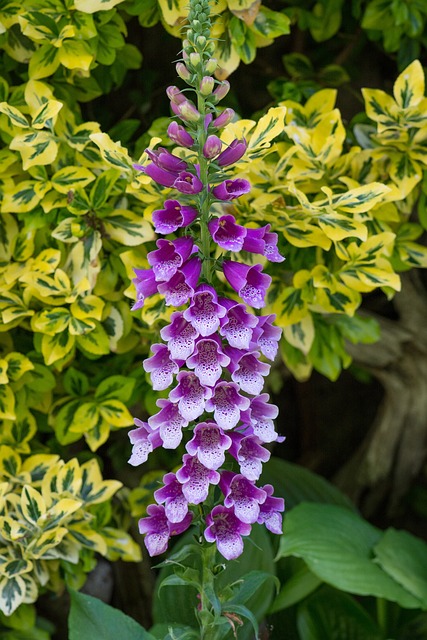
[257,484,285,534]
[252,314,282,361]
[216,139,247,167]
[176,454,220,504]
[241,394,280,444]
[142,343,179,391]
[173,170,203,194]
[186,421,232,470]
[158,256,201,307]
[152,200,198,235]
[208,214,247,252]
[187,337,230,387]
[146,147,188,173]
[204,505,251,560]
[169,371,212,421]
[148,398,188,449]
[203,135,222,159]
[138,504,192,556]
[229,433,271,481]
[167,121,194,148]
[220,471,267,524]
[212,80,230,103]
[212,178,251,201]
[131,268,158,310]
[128,419,163,466]
[242,224,285,262]
[160,311,199,360]
[263,228,285,263]
[205,381,250,430]
[242,227,266,254]
[154,472,189,523]
[229,350,271,396]
[212,108,235,129]
[183,284,227,337]
[148,237,197,282]
[166,85,187,105]
[219,302,258,350]
[223,261,271,309]
[143,163,179,188]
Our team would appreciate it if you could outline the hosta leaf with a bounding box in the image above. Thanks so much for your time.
[89,168,121,209]
[22,453,59,484]
[31,307,71,335]
[282,315,315,355]
[51,166,95,194]
[41,331,75,366]
[98,399,134,427]
[43,498,82,530]
[2,180,50,213]
[0,213,19,262]
[95,375,135,403]
[56,458,83,495]
[74,0,125,12]
[101,526,142,562]
[247,106,287,156]
[85,419,110,451]
[250,6,290,38]
[393,59,424,109]
[1,410,37,451]
[0,445,21,478]
[3,353,33,382]
[27,527,68,559]
[53,399,84,446]
[269,286,308,327]
[20,485,46,524]
[102,209,155,246]
[31,248,62,274]
[63,368,89,397]
[26,362,56,393]
[71,402,101,434]
[2,558,33,578]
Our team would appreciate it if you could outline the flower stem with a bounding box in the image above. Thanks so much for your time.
[199,543,221,639]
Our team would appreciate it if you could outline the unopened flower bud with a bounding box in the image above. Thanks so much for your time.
[176,62,191,81]
[189,52,202,68]
[200,76,215,96]
[177,100,201,123]
[205,58,217,74]
[212,81,230,103]
[167,121,194,148]
[166,85,186,105]
[197,35,207,48]
[203,134,222,159]
[212,108,235,129]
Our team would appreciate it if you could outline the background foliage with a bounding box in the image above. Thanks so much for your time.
[1,0,427,638]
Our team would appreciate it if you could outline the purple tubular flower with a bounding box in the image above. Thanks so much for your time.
[212,108,235,129]
[220,471,267,524]
[219,302,258,350]
[144,163,179,187]
[205,381,250,430]
[242,224,285,262]
[203,135,222,159]
[160,311,199,360]
[229,433,271,481]
[167,121,194,148]
[158,256,201,307]
[241,394,280,444]
[147,237,197,282]
[166,85,187,105]
[242,227,266,254]
[264,228,285,263]
[212,81,230,103]
[138,504,192,556]
[186,421,232,470]
[257,484,285,534]
[173,171,203,194]
[128,418,162,466]
[131,268,158,310]
[183,285,227,337]
[204,505,251,560]
[169,371,212,421]
[212,179,251,201]
[208,214,247,252]
[146,147,187,173]
[216,139,247,167]
[152,200,198,235]
[229,350,271,396]
[143,343,179,391]
[223,261,272,309]
[148,399,188,449]
[154,473,189,523]
[252,315,282,361]
[187,337,230,387]
[176,454,220,504]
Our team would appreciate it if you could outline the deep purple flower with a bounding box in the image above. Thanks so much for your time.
[216,139,247,167]
[241,394,280,444]
[167,121,194,148]
[160,311,199,360]
[128,419,162,466]
[169,371,212,421]
[187,337,230,387]
[154,473,189,523]
[252,314,282,361]
[152,199,198,235]
[173,171,203,194]
[138,504,192,556]
[208,214,247,252]
[147,237,197,282]
[223,261,271,309]
[212,108,235,129]
[158,256,201,307]
[203,135,222,159]
[144,163,179,187]
[142,343,179,391]
[229,433,271,481]
[183,285,227,337]
[219,302,258,350]
[148,399,188,449]
[229,350,271,396]
[176,454,220,504]
[146,147,188,173]
[186,421,232,470]
[212,179,251,201]
[242,227,266,254]
[263,228,285,263]
[220,471,267,524]
[205,381,250,430]
[242,224,285,262]
[257,484,285,534]
[204,505,251,560]
[131,268,158,310]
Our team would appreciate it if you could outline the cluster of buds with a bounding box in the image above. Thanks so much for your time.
[129,0,285,561]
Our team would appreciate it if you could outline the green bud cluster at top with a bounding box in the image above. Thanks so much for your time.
[183,0,217,81]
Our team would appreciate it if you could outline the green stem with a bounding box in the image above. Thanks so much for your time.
[376,597,387,634]
[199,543,220,640]
[196,90,214,284]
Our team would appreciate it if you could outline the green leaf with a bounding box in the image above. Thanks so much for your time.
[270,564,322,612]
[95,375,135,402]
[89,169,121,209]
[373,528,427,608]
[68,589,155,640]
[63,368,90,397]
[277,503,422,608]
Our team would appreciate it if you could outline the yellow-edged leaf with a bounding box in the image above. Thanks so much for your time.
[41,331,75,366]
[10,131,58,170]
[51,166,95,194]
[393,60,424,109]
[31,99,63,129]
[58,39,93,71]
[20,485,46,525]
[282,314,315,355]
[98,399,134,427]
[102,209,155,246]
[0,102,29,128]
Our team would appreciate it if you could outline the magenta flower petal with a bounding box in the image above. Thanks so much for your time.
[144,163,178,187]
[252,314,282,361]
[216,138,247,167]
[167,121,194,148]
[257,484,285,534]
[231,351,270,395]
[204,505,251,560]
[131,268,159,310]
[241,394,280,443]
[219,302,258,350]
[208,214,247,252]
[220,471,267,524]
[128,418,162,466]
[223,261,271,309]
[138,504,192,556]
[148,237,197,282]
[187,337,230,387]
[183,284,227,336]
[152,199,198,235]
[158,257,201,307]
[154,473,189,523]
[203,135,222,159]
[212,178,251,201]
[146,147,187,173]
[169,371,212,421]
[143,343,179,391]
[148,399,188,449]
[176,454,220,504]
[173,171,204,194]
[160,311,199,360]
[229,433,270,481]
[186,421,232,469]
[205,381,250,430]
